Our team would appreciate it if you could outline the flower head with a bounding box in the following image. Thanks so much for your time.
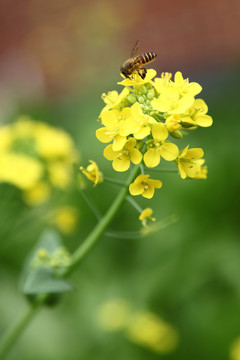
[139,208,156,227]
[176,146,204,179]
[104,138,142,172]
[181,99,213,128]
[100,88,129,114]
[96,108,132,151]
[80,160,103,185]
[129,175,162,199]
[144,123,179,168]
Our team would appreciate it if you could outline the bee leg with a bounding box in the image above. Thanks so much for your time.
[137,68,147,79]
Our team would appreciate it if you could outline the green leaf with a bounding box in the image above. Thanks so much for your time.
[19,229,73,296]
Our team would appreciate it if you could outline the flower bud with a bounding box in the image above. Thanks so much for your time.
[170,130,183,139]
[127,94,137,104]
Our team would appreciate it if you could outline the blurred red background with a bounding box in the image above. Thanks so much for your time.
[0,0,239,100]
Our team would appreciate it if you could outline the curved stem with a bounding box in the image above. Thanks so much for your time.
[64,165,140,276]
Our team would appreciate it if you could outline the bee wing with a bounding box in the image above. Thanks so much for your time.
[131,40,139,58]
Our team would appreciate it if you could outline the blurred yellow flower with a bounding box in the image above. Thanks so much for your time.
[0,116,79,204]
[48,162,72,188]
[126,312,178,353]
[23,182,51,206]
[80,160,103,186]
[97,298,131,331]
[0,153,43,190]
[230,337,240,360]
[51,206,78,234]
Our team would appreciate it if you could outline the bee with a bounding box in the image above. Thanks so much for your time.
[120,40,157,80]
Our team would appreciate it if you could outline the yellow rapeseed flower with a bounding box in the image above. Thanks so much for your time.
[181,99,213,128]
[151,88,195,115]
[118,69,156,87]
[139,208,156,227]
[144,123,179,168]
[152,72,172,94]
[129,174,162,199]
[104,138,142,172]
[176,146,204,179]
[172,71,202,97]
[80,160,103,185]
[100,88,129,114]
[96,108,132,151]
[122,102,156,140]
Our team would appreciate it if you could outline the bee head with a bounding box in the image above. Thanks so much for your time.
[120,67,128,78]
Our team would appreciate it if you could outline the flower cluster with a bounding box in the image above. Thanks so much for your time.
[0,116,79,205]
[96,70,212,198]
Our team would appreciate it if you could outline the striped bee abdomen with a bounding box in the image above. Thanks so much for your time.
[141,52,157,64]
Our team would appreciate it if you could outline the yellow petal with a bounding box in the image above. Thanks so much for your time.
[134,126,151,140]
[112,135,126,151]
[186,82,202,96]
[113,157,130,172]
[101,110,118,129]
[177,163,187,179]
[171,95,194,114]
[160,143,179,161]
[129,183,143,196]
[142,187,155,199]
[96,127,112,143]
[125,137,137,149]
[148,179,163,189]
[151,98,169,112]
[187,148,204,159]
[129,148,142,164]
[174,71,183,84]
[152,122,168,141]
[144,148,161,168]
[103,145,117,160]
[194,115,213,127]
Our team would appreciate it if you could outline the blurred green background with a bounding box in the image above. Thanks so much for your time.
[0,0,240,359]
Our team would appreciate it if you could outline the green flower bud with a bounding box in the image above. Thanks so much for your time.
[170,130,183,139]
[127,94,137,104]
[147,90,155,100]
[138,96,145,104]
[135,140,144,151]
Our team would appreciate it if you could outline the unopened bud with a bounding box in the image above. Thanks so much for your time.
[170,130,183,139]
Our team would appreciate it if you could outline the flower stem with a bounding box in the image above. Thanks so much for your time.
[64,165,140,276]
[0,166,140,358]
[0,297,45,360]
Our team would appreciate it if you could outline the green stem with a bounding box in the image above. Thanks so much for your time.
[64,166,139,276]
[0,299,43,360]
[103,177,126,187]
[0,166,140,358]
[64,165,140,276]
